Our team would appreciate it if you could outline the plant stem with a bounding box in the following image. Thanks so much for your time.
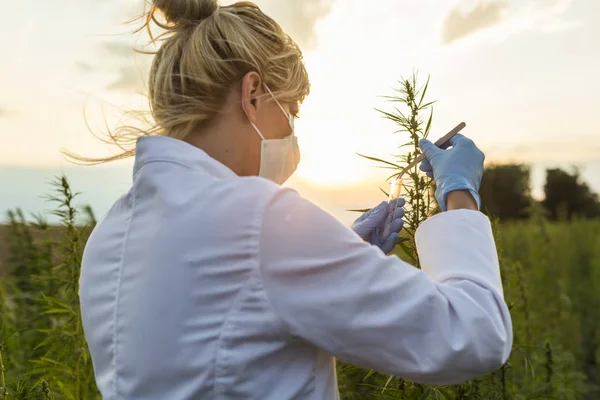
[501,363,508,400]
[0,346,7,400]
[356,72,437,396]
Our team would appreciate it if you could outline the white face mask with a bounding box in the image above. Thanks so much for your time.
[245,84,300,185]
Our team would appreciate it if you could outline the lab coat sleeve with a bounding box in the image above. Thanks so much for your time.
[257,188,513,386]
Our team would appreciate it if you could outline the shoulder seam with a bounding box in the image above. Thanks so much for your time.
[213,278,254,398]
[252,186,296,335]
[112,185,138,399]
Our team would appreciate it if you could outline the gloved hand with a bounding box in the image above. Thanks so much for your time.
[351,198,405,254]
[418,133,484,211]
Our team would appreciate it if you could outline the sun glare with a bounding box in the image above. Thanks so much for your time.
[291,105,388,187]
[294,147,378,187]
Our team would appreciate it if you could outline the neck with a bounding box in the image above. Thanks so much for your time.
[182,118,256,177]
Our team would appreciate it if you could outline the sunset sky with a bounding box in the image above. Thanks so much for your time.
[1,0,599,213]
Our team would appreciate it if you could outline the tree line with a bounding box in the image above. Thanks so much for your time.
[479,164,600,221]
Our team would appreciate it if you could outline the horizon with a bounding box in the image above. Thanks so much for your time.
[2,159,599,227]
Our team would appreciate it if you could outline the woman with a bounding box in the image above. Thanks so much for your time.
[78,1,513,399]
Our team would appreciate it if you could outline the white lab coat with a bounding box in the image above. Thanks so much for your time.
[79,135,513,400]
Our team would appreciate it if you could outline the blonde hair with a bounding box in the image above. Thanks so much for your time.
[65,0,310,164]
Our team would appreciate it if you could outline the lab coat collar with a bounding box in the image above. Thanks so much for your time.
[133,136,238,179]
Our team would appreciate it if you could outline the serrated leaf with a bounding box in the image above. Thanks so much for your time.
[362,369,377,382]
[33,336,58,351]
[40,295,75,314]
[43,308,73,315]
[386,171,404,182]
[419,101,437,110]
[34,357,69,368]
[357,153,401,169]
[398,241,415,263]
[393,107,408,122]
[56,381,76,400]
[382,375,395,391]
[374,108,402,123]
[397,142,414,149]
[380,95,407,103]
[418,74,430,107]
[425,109,433,138]
[347,208,371,213]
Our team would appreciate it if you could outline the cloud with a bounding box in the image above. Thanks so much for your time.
[510,0,580,34]
[99,0,335,93]
[275,0,333,49]
[103,41,136,59]
[442,1,509,44]
[108,66,146,93]
[105,0,335,53]
[222,0,334,49]
[98,39,152,92]
[0,107,15,118]
[442,0,578,45]
[76,61,94,72]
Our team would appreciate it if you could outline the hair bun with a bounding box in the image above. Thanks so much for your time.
[152,0,218,25]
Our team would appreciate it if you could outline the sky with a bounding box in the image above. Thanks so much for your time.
[1,0,599,223]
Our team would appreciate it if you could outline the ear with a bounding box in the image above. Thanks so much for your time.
[241,71,264,124]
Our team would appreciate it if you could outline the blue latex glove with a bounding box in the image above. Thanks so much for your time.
[418,133,484,211]
[351,198,405,254]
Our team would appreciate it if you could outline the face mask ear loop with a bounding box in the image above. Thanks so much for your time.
[264,85,287,116]
[242,99,266,140]
[264,84,294,131]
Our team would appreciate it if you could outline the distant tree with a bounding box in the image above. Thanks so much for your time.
[479,164,532,220]
[543,167,600,220]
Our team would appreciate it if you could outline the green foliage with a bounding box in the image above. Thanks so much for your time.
[1,76,600,399]
[479,164,532,220]
[344,73,594,399]
[543,168,600,221]
[359,72,436,266]
[0,175,100,399]
[0,168,599,400]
